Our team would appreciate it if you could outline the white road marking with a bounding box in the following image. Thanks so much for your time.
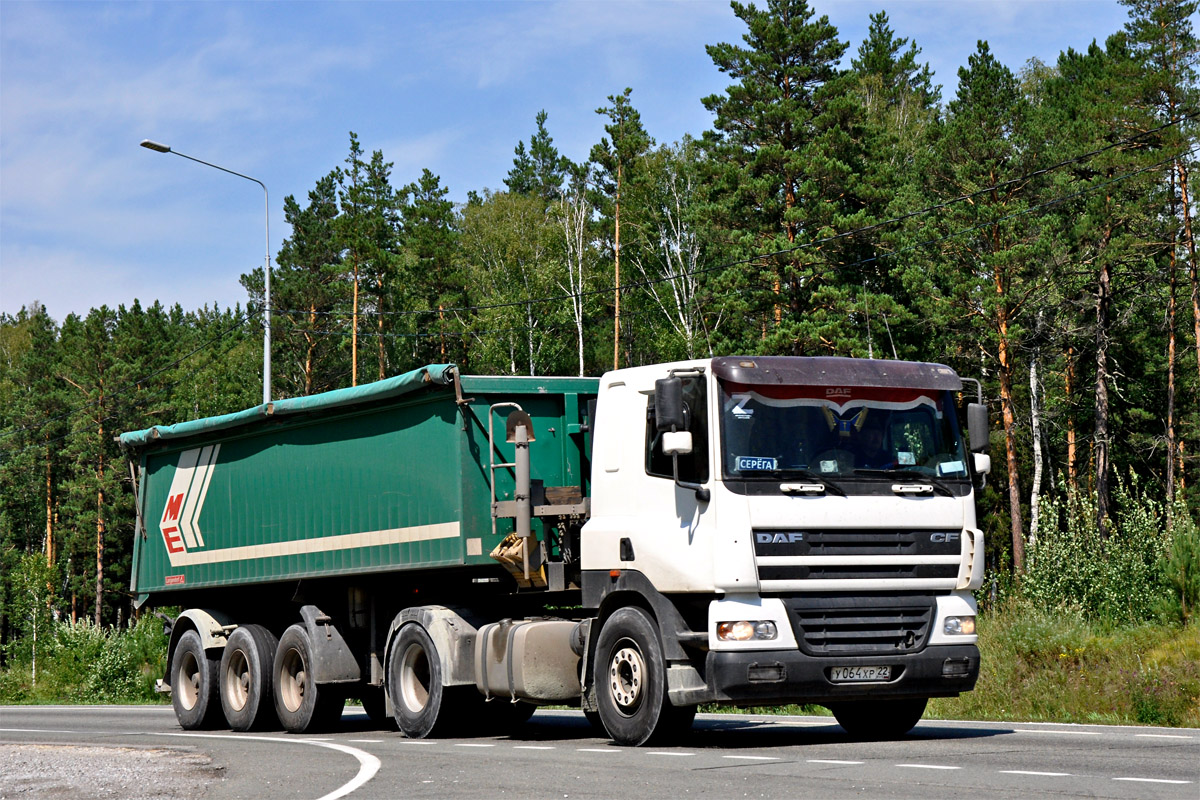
[0,728,78,734]
[454,743,495,747]
[648,752,694,757]
[514,745,555,750]
[897,764,961,770]
[807,759,864,765]
[163,733,380,800]
[347,739,383,744]
[725,755,780,761]
[1000,770,1072,777]
[577,748,618,753]
[1013,729,1101,736]
[1135,733,1193,740]
[1113,777,1193,784]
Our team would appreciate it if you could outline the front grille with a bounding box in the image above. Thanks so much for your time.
[758,563,959,582]
[754,529,961,557]
[753,529,962,583]
[784,594,934,655]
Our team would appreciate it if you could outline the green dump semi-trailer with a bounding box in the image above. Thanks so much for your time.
[123,358,991,746]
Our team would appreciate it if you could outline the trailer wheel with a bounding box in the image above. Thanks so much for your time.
[829,697,928,738]
[171,629,223,730]
[220,625,279,731]
[595,607,675,746]
[273,624,345,733]
[389,623,466,738]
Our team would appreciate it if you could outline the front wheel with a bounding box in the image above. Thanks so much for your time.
[829,697,928,738]
[594,606,682,747]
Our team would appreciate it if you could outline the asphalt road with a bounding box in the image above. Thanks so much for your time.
[1,705,1196,799]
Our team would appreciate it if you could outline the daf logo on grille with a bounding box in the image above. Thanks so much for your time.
[757,532,805,544]
[930,532,960,543]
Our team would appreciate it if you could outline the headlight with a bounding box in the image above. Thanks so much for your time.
[943,615,976,635]
[717,620,778,641]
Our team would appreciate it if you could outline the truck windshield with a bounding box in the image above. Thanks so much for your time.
[719,379,969,481]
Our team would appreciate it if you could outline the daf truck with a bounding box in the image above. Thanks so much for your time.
[121,356,990,746]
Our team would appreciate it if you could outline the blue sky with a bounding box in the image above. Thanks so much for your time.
[1,0,1134,322]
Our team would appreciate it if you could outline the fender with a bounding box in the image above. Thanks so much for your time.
[298,605,361,684]
[384,605,480,688]
[162,608,236,689]
[580,569,711,708]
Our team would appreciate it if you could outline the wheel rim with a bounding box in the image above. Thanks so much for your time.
[608,640,645,716]
[177,650,201,711]
[224,649,250,712]
[398,643,431,713]
[279,646,307,713]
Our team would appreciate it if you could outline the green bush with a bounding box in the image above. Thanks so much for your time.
[1022,477,1171,625]
[0,614,168,704]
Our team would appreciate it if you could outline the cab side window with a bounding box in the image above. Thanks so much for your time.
[645,376,709,483]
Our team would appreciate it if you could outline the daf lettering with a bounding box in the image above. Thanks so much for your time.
[756,532,805,544]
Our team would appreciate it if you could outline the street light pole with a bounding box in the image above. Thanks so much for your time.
[140,139,272,405]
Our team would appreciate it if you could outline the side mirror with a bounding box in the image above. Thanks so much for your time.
[662,431,693,457]
[967,403,988,453]
[654,377,685,432]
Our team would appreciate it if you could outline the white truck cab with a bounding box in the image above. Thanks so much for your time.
[581,356,988,744]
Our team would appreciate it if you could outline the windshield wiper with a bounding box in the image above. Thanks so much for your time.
[740,467,847,497]
[853,468,956,497]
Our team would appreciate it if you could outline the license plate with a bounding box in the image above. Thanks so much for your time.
[830,665,892,682]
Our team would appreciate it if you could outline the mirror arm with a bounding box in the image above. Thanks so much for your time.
[671,452,710,503]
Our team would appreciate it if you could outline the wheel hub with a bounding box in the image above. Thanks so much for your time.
[608,644,645,714]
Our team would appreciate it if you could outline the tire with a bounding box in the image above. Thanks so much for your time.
[171,629,223,730]
[583,709,606,734]
[273,624,345,733]
[594,606,679,747]
[220,625,280,731]
[829,697,928,738]
[388,623,468,738]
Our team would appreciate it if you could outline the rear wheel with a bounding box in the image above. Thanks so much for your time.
[220,624,279,731]
[273,624,345,733]
[829,697,928,738]
[594,607,681,747]
[171,629,222,730]
[389,623,469,738]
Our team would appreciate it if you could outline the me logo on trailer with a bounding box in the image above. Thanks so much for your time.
[159,444,220,562]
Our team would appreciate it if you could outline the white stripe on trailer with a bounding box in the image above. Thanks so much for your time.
[166,521,462,567]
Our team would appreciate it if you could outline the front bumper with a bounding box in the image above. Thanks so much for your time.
[694,643,979,705]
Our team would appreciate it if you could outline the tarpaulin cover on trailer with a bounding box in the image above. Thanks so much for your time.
[119,363,455,448]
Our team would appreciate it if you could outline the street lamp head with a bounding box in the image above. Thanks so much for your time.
[140,139,172,153]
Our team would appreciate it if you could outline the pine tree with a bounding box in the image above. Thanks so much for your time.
[505,110,571,204]
[591,88,654,369]
[702,0,864,356]
[911,42,1053,571]
[272,171,345,395]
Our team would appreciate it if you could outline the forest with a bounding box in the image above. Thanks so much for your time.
[1,0,1198,661]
